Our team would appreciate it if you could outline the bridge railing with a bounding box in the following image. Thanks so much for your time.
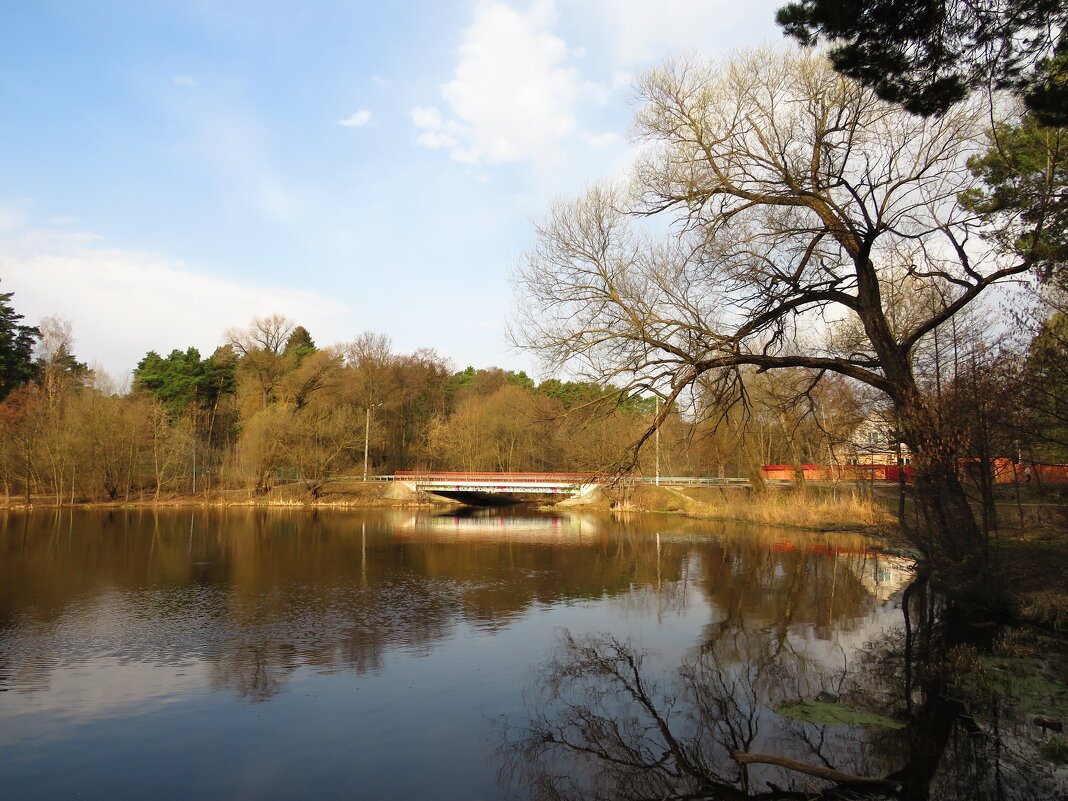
[395,471,600,484]
[327,473,754,486]
[328,473,868,488]
[323,475,398,482]
[393,471,756,486]
[648,476,752,486]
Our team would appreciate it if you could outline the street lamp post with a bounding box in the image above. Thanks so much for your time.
[363,406,371,482]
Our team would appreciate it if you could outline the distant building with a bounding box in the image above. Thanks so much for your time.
[763,408,1068,484]
[759,410,913,482]
[836,410,910,468]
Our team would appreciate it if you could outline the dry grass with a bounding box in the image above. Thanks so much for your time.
[1017,591,1068,631]
[996,527,1068,629]
[583,484,894,531]
[678,486,894,531]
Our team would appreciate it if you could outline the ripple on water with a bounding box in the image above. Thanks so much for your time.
[0,508,935,801]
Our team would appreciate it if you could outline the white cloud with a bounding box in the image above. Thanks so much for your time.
[410,0,603,165]
[416,129,460,151]
[0,226,346,373]
[172,75,198,86]
[338,109,373,127]
[410,106,444,129]
[410,107,461,150]
[408,0,781,170]
[584,131,622,149]
[610,70,633,91]
[174,106,300,223]
[0,199,31,232]
[571,0,777,67]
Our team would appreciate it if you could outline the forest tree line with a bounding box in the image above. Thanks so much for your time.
[0,290,1066,505]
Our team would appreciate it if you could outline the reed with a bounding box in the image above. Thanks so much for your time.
[676,486,894,530]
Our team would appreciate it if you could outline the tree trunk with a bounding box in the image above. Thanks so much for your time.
[895,394,984,564]
[732,751,896,787]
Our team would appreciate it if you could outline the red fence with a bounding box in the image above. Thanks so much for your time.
[761,461,1068,484]
[760,464,914,482]
[986,461,1068,484]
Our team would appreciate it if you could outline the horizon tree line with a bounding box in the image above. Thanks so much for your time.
[0,288,1065,507]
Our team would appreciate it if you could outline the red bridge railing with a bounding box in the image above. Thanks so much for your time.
[395,471,600,484]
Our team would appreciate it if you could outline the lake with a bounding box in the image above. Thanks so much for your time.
[0,507,911,800]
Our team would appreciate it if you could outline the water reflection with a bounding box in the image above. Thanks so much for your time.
[1,508,915,801]
[0,509,906,703]
[502,574,1068,801]
[501,629,863,801]
[412,506,596,537]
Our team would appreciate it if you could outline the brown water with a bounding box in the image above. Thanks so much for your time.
[0,507,910,800]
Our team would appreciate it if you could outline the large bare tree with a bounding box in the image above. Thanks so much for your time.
[514,49,1035,562]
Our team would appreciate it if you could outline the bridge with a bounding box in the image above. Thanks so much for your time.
[392,471,751,505]
[394,471,600,504]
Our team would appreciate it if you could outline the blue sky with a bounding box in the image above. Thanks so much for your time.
[0,0,781,378]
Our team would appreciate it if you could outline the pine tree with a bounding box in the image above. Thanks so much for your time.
[0,285,40,402]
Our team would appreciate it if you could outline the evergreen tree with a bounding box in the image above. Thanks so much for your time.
[0,286,40,401]
[204,345,239,400]
[282,326,317,365]
[133,347,210,416]
[37,342,89,383]
[1022,310,1068,460]
[777,0,1068,125]
[960,115,1068,284]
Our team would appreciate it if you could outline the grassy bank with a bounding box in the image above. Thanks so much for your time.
[995,525,1068,631]
[685,486,894,530]
[0,478,447,510]
[571,483,897,533]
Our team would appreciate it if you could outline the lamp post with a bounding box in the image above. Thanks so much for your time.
[363,403,382,482]
[363,406,371,482]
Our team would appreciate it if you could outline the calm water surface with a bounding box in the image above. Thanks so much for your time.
[0,508,908,800]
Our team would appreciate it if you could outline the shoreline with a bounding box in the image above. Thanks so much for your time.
[5,491,1065,630]
[0,485,908,543]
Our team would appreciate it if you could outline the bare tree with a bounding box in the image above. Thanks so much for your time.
[278,348,343,411]
[225,314,295,356]
[341,330,394,368]
[34,316,88,408]
[0,386,45,504]
[501,628,891,801]
[514,49,1034,563]
[282,404,363,497]
[34,315,74,363]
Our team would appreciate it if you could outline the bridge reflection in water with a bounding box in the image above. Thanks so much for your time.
[395,507,601,542]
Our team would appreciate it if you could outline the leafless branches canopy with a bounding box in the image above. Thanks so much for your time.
[514,49,1030,558]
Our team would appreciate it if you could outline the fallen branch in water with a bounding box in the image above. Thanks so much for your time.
[732,750,901,790]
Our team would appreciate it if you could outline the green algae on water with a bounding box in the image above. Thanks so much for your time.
[975,656,1068,720]
[1041,738,1068,765]
[776,700,905,729]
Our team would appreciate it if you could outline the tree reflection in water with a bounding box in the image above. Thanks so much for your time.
[500,576,1067,801]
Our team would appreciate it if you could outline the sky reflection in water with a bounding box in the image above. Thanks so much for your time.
[0,508,908,800]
